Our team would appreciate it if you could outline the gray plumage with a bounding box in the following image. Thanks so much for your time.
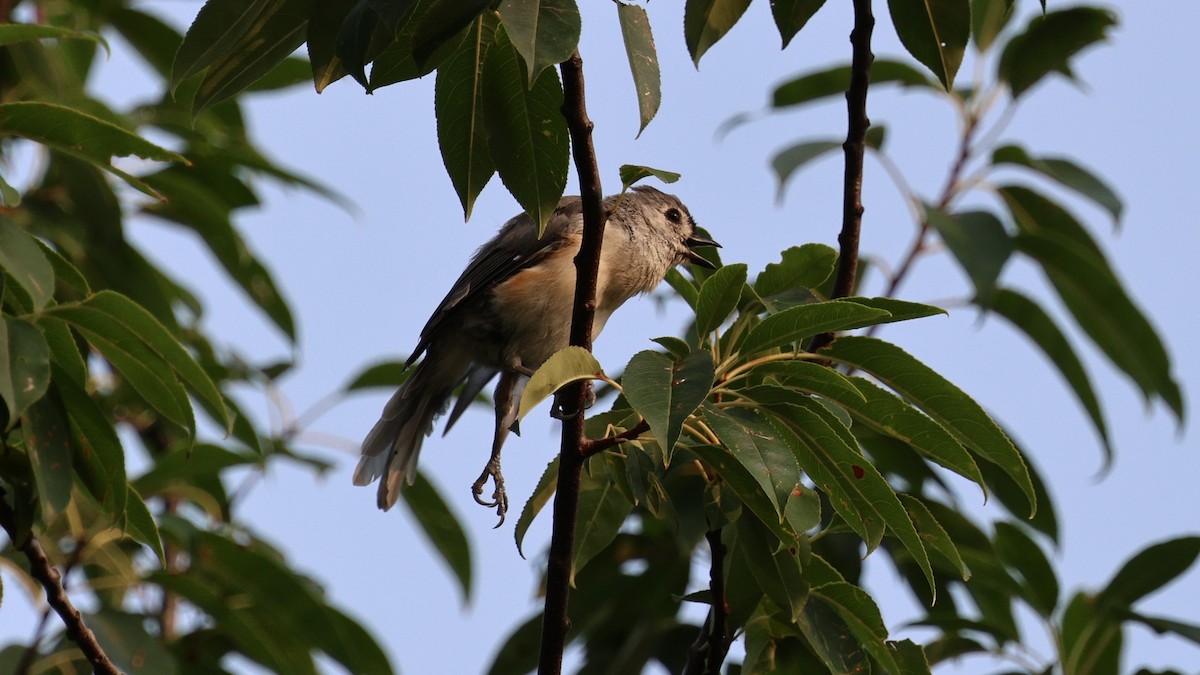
[355,186,717,513]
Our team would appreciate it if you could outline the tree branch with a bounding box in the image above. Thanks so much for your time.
[684,529,731,674]
[811,0,874,352]
[0,487,122,675]
[579,419,650,458]
[539,50,606,675]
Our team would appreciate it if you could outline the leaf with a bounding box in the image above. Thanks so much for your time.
[369,0,463,90]
[738,516,809,622]
[694,263,746,342]
[835,296,946,324]
[514,457,559,558]
[993,521,1058,616]
[189,0,310,116]
[887,0,971,89]
[437,15,498,220]
[482,27,569,235]
[343,360,411,392]
[704,406,799,520]
[651,336,690,360]
[689,444,798,544]
[411,0,491,67]
[0,102,184,198]
[769,401,934,594]
[0,317,50,429]
[771,59,935,109]
[684,0,752,66]
[971,0,1014,52]
[739,299,891,356]
[518,346,602,421]
[1099,536,1200,608]
[174,0,269,89]
[899,494,966,580]
[487,612,543,675]
[999,7,1116,98]
[819,336,1035,514]
[1062,591,1122,675]
[0,23,109,52]
[123,482,164,562]
[664,268,700,309]
[53,367,127,526]
[616,2,661,136]
[751,360,865,404]
[755,244,838,299]
[990,288,1111,464]
[21,393,74,519]
[0,220,53,312]
[771,140,840,201]
[0,173,19,206]
[621,350,713,459]
[994,145,1123,224]
[811,582,902,673]
[926,207,1013,303]
[1123,612,1200,647]
[1015,232,1182,421]
[618,164,680,191]
[771,0,827,48]
[571,458,633,585]
[401,473,473,604]
[1000,184,1106,258]
[497,0,580,84]
[309,0,369,91]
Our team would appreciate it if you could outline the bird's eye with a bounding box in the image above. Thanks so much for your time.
[665,208,682,224]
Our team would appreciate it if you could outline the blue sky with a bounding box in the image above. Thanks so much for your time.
[2,1,1198,673]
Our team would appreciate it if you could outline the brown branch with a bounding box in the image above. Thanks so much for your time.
[539,50,606,675]
[684,529,731,674]
[810,0,875,353]
[0,488,122,675]
[579,418,650,458]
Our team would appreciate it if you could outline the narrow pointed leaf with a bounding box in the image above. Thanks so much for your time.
[750,360,866,404]
[401,473,473,604]
[836,296,946,323]
[621,350,713,459]
[517,346,602,421]
[887,0,970,89]
[21,393,74,518]
[0,217,54,311]
[994,521,1058,616]
[1099,536,1200,607]
[0,318,50,428]
[971,0,1014,51]
[343,360,410,392]
[689,444,798,544]
[173,0,267,89]
[819,336,1035,514]
[616,2,661,135]
[812,582,902,673]
[437,15,498,220]
[999,7,1116,97]
[618,164,679,191]
[694,263,746,342]
[1000,184,1107,258]
[515,457,558,558]
[571,460,633,584]
[899,494,967,579]
[497,0,580,84]
[738,516,809,622]
[684,0,752,66]
[995,147,1122,224]
[771,140,840,201]
[369,0,462,89]
[319,0,378,91]
[772,59,935,109]
[412,0,490,67]
[926,207,1013,303]
[704,406,799,519]
[124,485,165,564]
[54,367,127,525]
[740,300,890,356]
[771,0,827,48]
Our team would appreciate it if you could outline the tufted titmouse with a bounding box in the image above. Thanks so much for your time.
[354,186,718,521]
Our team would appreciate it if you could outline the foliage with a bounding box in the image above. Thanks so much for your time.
[0,1,1195,675]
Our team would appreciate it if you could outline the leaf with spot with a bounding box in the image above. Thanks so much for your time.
[621,350,713,461]
[887,0,970,89]
[0,217,54,312]
[704,406,799,521]
[0,318,50,430]
[616,2,661,135]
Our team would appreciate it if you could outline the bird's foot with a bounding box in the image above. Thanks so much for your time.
[550,385,596,420]
[472,455,508,528]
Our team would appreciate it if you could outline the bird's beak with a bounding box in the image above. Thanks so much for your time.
[684,233,721,269]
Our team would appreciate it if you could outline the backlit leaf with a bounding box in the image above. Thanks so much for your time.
[887,0,970,89]
[684,0,752,66]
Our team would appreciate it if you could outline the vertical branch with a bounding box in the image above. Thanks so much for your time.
[0,488,122,675]
[539,50,605,675]
[684,530,731,674]
[811,0,874,351]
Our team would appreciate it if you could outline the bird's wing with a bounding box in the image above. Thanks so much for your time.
[406,198,583,366]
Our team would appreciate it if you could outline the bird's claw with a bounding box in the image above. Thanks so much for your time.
[551,385,596,420]
[472,456,508,528]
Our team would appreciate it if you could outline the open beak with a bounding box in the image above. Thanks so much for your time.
[684,232,721,269]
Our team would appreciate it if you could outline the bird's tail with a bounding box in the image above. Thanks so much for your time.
[354,356,460,510]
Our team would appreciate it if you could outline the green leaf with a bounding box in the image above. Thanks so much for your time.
[819,336,1035,514]
[797,591,870,673]
[39,317,86,386]
[664,268,700,309]
[616,3,661,136]
[174,0,270,89]
[755,244,838,299]
[0,173,19,206]
[704,406,800,520]
[887,0,970,89]
[835,296,946,324]
[134,444,260,496]
[737,516,809,622]
[618,164,680,191]
[54,367,127,526]
[111,9,184,79]
[739,300,891,356]
[437,15,498,220]
[926,207,1013,303]
[518,346,602,421]
[189,0,309,116]
[369,0,463,90]
[0,317,50,429]
[651,336,690,360]
[44,291,231,433]
[1000,184,1106,258]
[1123,612,1200,648]
[621,350,713,459]
[999,7,1117,98]
[684,0,752,66]
[990,288,1111,463]
[21,393,74,519]
[87,611,178,675]
[770,0,827,48]
[976,450,1058,544]
[0,102,184,199]
[482,27,569,235]
[123,482,164,562]
[571,457,633,584]
[497,0,580,84]
[771,59,936,109]
[1062,591,1122,675]
[1099,536,1200,607]
[343,360,411,392]
[1014,232,1182,420]
[515,457,558,558]
[34,239,90,297]
[750,360,866,404]
[401,473,473,604]
[994,521,1058,616]
[770,400,934,594]
[899,494,966,579]
[0,23,109,52]
[771,140,841,201]
[994,146,1123,224]
[694,263,746,342]
[812,581,902,673]
[487,612,543,675]
[308,0,368,91]
[689,444,798,544]
[785,483,821,533]
[970,0,1013,51]
[0,218,54,311]
[411,0,490,67]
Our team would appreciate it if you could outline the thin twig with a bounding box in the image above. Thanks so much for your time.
[580,419,650,458]
[684,529,731,674]
[0,487,122,675]
[810,0,875,353]
[539,50,606,675]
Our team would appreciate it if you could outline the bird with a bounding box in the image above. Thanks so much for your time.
[354,186,718,523]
